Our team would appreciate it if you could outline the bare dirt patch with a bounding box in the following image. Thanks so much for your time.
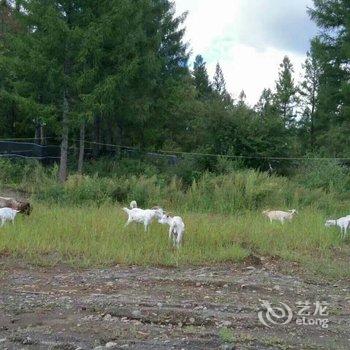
[0,259,349,350]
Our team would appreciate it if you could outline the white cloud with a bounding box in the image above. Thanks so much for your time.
[174,0,315,105]
[207,45,305,105]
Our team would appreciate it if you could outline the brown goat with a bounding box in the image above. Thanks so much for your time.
[0,197,32,215]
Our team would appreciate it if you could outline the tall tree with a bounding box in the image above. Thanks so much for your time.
[308,0,350,155]
[274,56,298,126]
[212,62,232,105]
[299,43,322,150]
[192,55,212,99]
[255,88,274,118]
[238,90,246,107]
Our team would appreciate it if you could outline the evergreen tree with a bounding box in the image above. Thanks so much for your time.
[238,90,246,107]
[308,0,350,156]
[192,55,212,98]
[255,88,274,118]
[274,56,298,126]
[299,44,322,150]
[212,62,232,105]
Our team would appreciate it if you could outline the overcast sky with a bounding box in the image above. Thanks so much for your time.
[175,0,318,105]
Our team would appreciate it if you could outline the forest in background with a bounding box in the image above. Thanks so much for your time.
[0,0,349,182]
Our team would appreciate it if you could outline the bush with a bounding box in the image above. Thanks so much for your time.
[1,158,348,214]
[295,159,350,193]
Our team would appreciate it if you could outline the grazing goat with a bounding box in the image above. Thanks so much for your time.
[0,207,20,227]
[325,216,350,239]
[130,200,138,209]
[158,213,185,248]
[123,206,164,232]
[262,209,298,224]
[0,197,32,215]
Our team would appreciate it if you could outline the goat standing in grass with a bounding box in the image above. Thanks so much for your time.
[158,213,185,248]
[325,216,350,239]
[0,208,20,227]
[262,209,298,224]
[129,200,138,209]
[123,205,164,232]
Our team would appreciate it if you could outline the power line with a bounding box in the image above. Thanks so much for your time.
[0,154,60,160]
[0,137,57,141]
[2,138,350,162]
[72,139,350,162]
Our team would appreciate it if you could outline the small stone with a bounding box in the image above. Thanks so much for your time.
[103,314,112,321]
[132,310,141,317]
[22,337,34,345]
[189,317,195,324]
[222,320,232,327]
[157,303,163,308]
[221,345,236,350]
[106,342,118,348]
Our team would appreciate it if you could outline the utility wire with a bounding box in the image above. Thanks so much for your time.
[2,138,350,162]
[72,139,350,162]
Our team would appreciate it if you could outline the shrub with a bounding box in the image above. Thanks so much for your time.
[295,159,350,193]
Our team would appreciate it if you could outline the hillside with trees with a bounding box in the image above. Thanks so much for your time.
[0,0,349,180]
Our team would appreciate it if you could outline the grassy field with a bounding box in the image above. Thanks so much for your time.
[0,203,348,279]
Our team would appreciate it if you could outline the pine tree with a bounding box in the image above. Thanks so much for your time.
[212,62,232,105]
[213,63,226,95]
[7,0,92,181]
[274,56,298,126]
[299,43,322,150]
[255,88,274,118]
[308,0,350,156]
[192,55,212,98]
[238,90,246,107]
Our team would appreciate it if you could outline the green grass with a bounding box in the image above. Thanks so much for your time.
[0,204,348,279]
[219,327,236,344]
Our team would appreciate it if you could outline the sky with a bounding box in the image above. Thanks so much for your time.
[174,0,318,105]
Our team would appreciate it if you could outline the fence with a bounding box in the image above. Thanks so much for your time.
[1,140,349,168]
[0,140,180,165]
[0,141,61,160]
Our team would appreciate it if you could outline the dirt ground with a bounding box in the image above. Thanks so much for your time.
[0,258,349,350]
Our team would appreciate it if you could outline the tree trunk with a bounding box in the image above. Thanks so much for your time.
[34,123,40,144]
[59,93,69,183]
[40,124,45,145]
[92,114,100,158]
[310,89,316,151]
[106,124,112,153]
[77,120,85,174]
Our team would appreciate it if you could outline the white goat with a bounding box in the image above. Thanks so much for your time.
[158,214,185,248]
[130,200,138,209]
[262,209,298,224]
[325,216,350,239]
[123,206,164,232]
[0,207,20,227]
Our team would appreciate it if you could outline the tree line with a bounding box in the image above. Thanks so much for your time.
[0,0,349,181]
